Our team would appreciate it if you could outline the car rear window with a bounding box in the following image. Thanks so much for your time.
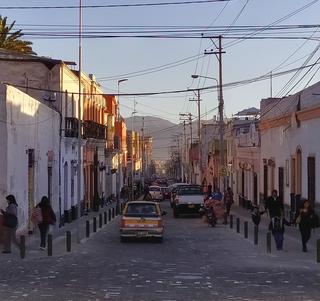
[179,186,203,195]
[149,187,160,191]
[125,203,159,217]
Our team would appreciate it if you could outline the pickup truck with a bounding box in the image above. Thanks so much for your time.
[172,185,204,218]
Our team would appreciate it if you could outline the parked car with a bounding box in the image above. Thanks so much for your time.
[120,201,166,242]
[172,185,204,218]
[149,186,162,200]
[169,183,189,207]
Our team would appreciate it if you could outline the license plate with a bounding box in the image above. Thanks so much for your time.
[188,204,195,208]
[138,231,147,236]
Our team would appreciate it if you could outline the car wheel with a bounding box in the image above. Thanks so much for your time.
[120,237,127,242]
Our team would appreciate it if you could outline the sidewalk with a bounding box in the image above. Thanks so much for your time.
[228,204,320,265]
[0,200,125,261]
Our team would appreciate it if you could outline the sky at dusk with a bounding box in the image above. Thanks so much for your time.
[2,0,320,124]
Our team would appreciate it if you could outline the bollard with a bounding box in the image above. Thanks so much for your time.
[66,231,71,252]
[99,213,103,228]
[236,217,240,233]
[230,215,234,229]
[104,211,107,224]
[109,209,111,221]
[86,220,90,238]
[93,217,97,233]
[317,239,320,263]
[20,235,26,259]
[47,234,53,256]
[244,221,248,239]
[112,208,115,219]
[267,231,272,253]
[254,226,258,245]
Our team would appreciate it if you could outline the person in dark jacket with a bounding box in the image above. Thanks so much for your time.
[295,199,315,252]
[1,195,20,253]
[36,196,56,250]
[265,189,284,218]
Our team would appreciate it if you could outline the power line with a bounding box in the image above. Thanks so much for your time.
[0,0,231,10]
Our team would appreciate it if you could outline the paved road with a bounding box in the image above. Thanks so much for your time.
[0,201,319,301]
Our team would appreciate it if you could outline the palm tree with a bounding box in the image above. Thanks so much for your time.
[0,15,35,55]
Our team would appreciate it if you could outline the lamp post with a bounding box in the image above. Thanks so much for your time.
[116,79,128,198]
[131,102,137,201]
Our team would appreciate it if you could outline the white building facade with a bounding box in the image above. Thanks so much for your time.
[0,84,60,233]
[260,82,320,212]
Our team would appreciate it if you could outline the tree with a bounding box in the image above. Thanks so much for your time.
[0,15,35,55]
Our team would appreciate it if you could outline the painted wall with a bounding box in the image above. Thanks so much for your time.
[0,84,60,232]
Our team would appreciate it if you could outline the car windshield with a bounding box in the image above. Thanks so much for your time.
[125,203,159,217]
[178,186,203,195]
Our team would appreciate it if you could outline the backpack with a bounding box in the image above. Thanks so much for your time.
[4,213,18,229]
[31,207,43,224]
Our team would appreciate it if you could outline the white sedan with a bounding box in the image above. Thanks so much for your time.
[148,186,162,201]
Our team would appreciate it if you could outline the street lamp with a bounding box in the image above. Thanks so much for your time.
[191,74,218,86]
[117,79,128,118]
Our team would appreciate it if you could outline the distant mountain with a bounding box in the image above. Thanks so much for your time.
[124,116,181,161]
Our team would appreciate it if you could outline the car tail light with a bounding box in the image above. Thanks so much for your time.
[175,197,179,204]
[157,220,163,227]
[120,218,126,227]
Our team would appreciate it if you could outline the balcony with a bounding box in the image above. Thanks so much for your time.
[82,120,107,140]
[65,117,79,138]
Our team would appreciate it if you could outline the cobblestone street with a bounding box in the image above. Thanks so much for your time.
[0,201,319,301]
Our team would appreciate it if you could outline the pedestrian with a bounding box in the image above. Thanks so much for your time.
[1,194,20,254]
[265,189,284,218]
[295,199,316,252]
[269,215,290,251]
[36,196,56,250]
[223,187,234,224]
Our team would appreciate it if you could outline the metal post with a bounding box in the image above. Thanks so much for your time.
[229,214,233,229]
[66,231,71,252]
[93,217,97,233]
[254,226,258,245]
[20,235,26,259]
[86,220,90,237]
[104,211,107,224]
[99,213,102,228]
[236,217,240,233]
[47,234,53,256]
[267,232,272,253]
[317,239,320,263]
[244,221,248,239]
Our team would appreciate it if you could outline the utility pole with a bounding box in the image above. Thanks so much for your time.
[76,0,83,243]
[131,101,137,201]
[141,117,145,187]
[189,89,202,185]
[205,35,225,192]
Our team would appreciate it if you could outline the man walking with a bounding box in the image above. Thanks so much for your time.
[265,189,286,250]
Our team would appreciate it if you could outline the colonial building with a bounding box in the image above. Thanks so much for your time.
[0,84,60,233]
[260,82,320,212]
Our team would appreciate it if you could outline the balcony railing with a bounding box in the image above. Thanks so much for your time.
[65,117,79,138]
[82,120,107,140]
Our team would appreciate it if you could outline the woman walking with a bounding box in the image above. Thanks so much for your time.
[295,199,315,252]
[36,196,56,250]
[1,195,19,254]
